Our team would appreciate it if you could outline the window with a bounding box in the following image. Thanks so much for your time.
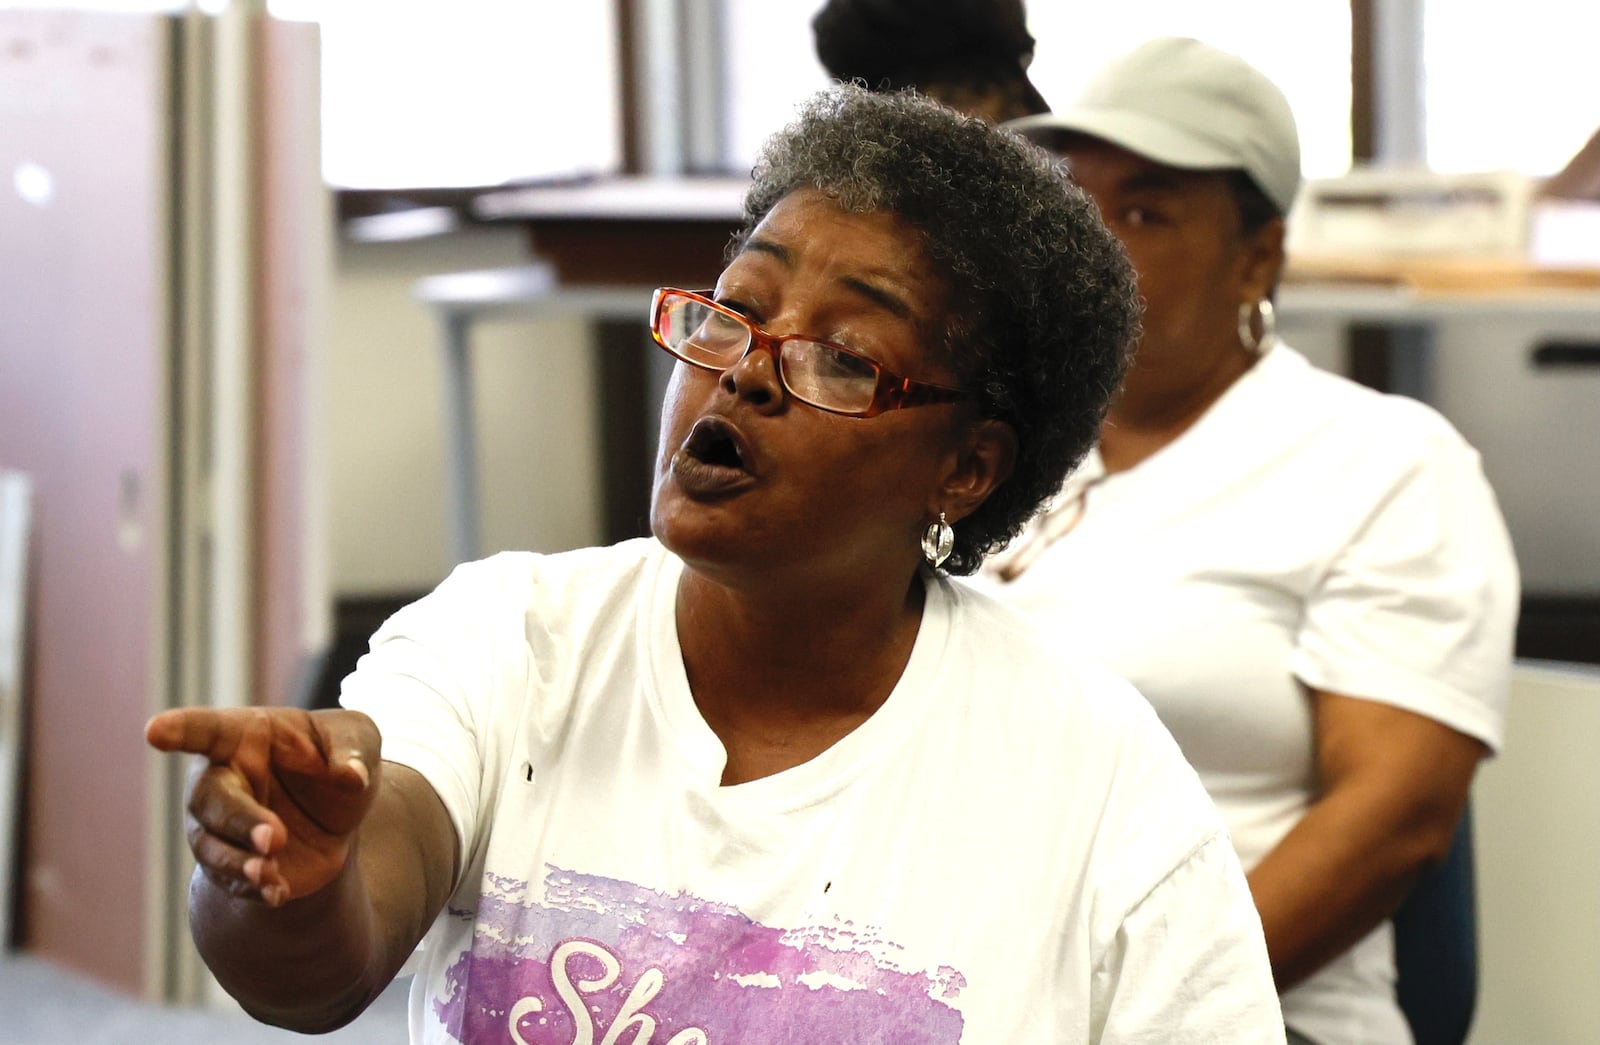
[0,0,185,8]
[4,0,624,188]
[270,0,622,188]
[721,0,833,173]
[1423,2,1600,175]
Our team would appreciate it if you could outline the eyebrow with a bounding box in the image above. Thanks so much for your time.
[839,275,912,320]
[742,235,914,321]
[742,235,792,267]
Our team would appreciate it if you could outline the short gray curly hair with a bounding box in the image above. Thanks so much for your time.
[738,84,1139,574]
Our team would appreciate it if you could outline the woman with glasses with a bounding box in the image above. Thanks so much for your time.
[145,85,1285,1042]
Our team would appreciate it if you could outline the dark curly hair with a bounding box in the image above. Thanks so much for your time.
[737,84,1139,575]
[812,0,1050,122]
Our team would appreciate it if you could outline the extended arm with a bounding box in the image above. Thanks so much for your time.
[1542,125,1600,200]
[147,707,458,1032]
[1246,691,1485,990]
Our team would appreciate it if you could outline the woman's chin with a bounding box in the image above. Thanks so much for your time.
[650,493,729,562]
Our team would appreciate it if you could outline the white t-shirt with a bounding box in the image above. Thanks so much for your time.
[971,345,1518,1045]
[341,538,1285,1044]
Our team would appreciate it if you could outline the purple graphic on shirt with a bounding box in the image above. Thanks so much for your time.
[432,866,966,1044]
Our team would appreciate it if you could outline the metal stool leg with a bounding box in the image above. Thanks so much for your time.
[440,310,481,565]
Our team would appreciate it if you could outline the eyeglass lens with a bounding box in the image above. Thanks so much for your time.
[660,294,879,413]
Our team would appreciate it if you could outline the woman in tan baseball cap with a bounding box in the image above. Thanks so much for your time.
[976,36,1519,1045]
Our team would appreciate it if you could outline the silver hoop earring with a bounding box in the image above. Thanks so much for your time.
[1237,299,1277,355]
[921,512,954,569]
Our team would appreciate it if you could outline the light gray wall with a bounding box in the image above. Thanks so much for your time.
[1428,315,1600,594]
[326,230,605,595]
[1468,661,1600,1044]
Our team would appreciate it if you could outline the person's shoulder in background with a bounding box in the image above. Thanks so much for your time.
[1252,343,1491,473]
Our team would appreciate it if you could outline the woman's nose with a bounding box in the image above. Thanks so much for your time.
[719,340,785,411]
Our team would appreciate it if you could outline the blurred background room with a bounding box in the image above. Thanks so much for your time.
[0,1,1597,1041]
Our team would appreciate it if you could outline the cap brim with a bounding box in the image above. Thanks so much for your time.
[1008,107,1245,174]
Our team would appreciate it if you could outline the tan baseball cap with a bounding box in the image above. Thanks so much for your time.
[1007,36,1302,214]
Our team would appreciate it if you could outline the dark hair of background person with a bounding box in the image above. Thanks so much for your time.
[1223,170,1282,236]
[736,85,1139,575]
[812,0,1050,123]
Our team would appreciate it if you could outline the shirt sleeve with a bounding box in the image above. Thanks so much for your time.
[339,555,535,879]
[1290,414,1519,751]
[1092,832,1287,1043]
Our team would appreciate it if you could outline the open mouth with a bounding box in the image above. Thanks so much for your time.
[669,415,758,498]
[684,416,747,471]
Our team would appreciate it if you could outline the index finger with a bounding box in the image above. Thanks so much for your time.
[145,707,260,760]
[146,707,376,789]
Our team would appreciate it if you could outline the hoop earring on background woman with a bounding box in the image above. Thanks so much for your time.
[922,512,954,568]
[1237,299,1277,355]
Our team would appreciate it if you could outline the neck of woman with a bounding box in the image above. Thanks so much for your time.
[674,564,927,783]
[1099,343,1258,473]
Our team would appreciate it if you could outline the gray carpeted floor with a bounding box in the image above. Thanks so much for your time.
[0,952,410,1044]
